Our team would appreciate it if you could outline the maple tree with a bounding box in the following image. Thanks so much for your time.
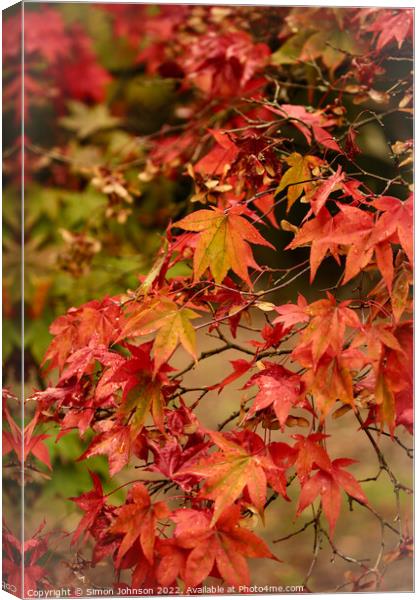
[2,3,413,595]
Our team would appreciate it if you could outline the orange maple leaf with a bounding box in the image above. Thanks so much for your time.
[175,206,274,286]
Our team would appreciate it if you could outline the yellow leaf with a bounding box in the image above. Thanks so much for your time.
[153,307,199,373]
[120,297,200,373]
[120,379,164,434]
[277,153,321,210]
[175,207,273,286]
[375,372,395,434]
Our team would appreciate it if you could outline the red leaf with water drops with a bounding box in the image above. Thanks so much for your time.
[245,362,304,430]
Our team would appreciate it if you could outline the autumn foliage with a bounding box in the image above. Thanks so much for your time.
[2,4,413,595]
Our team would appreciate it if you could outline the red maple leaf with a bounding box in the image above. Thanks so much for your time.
[78,419,132,476]
[59,344,120,383]
[3,521,51,596]
[274,294,309,328]
[285,207,341,282]
[43,297,122,373]
[155,539,188,587]
[309,167,345,215]
[179,430,288,524]
[110,482,169,566]
[250,323,289,351]
[275,292,361,367]
[194,129,239,176]
[175,205,274,287]
[70,471,106,543]
[119,297,200,374]
[290,433,332,482]
[171,505,277,588]
[371,195,413,266]
[104,342,174,433]
[267,104,341,152]
[296,458,368,535]
[245,362,304,430]
[2,402,51,470]
[148,437,211,491]
[50,25,111,104]
[208,359,255,392]
[182,31,270,98]
[253,191,280,229]
[296,347,367,417]
[366,8,413,50]
[204,278,251,337]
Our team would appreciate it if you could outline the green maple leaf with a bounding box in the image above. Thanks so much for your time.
[60,101,121,139]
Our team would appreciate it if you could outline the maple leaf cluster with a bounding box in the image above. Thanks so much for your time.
[2,3,413,595]
[3,8,110,122]
[2,521,52,597]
